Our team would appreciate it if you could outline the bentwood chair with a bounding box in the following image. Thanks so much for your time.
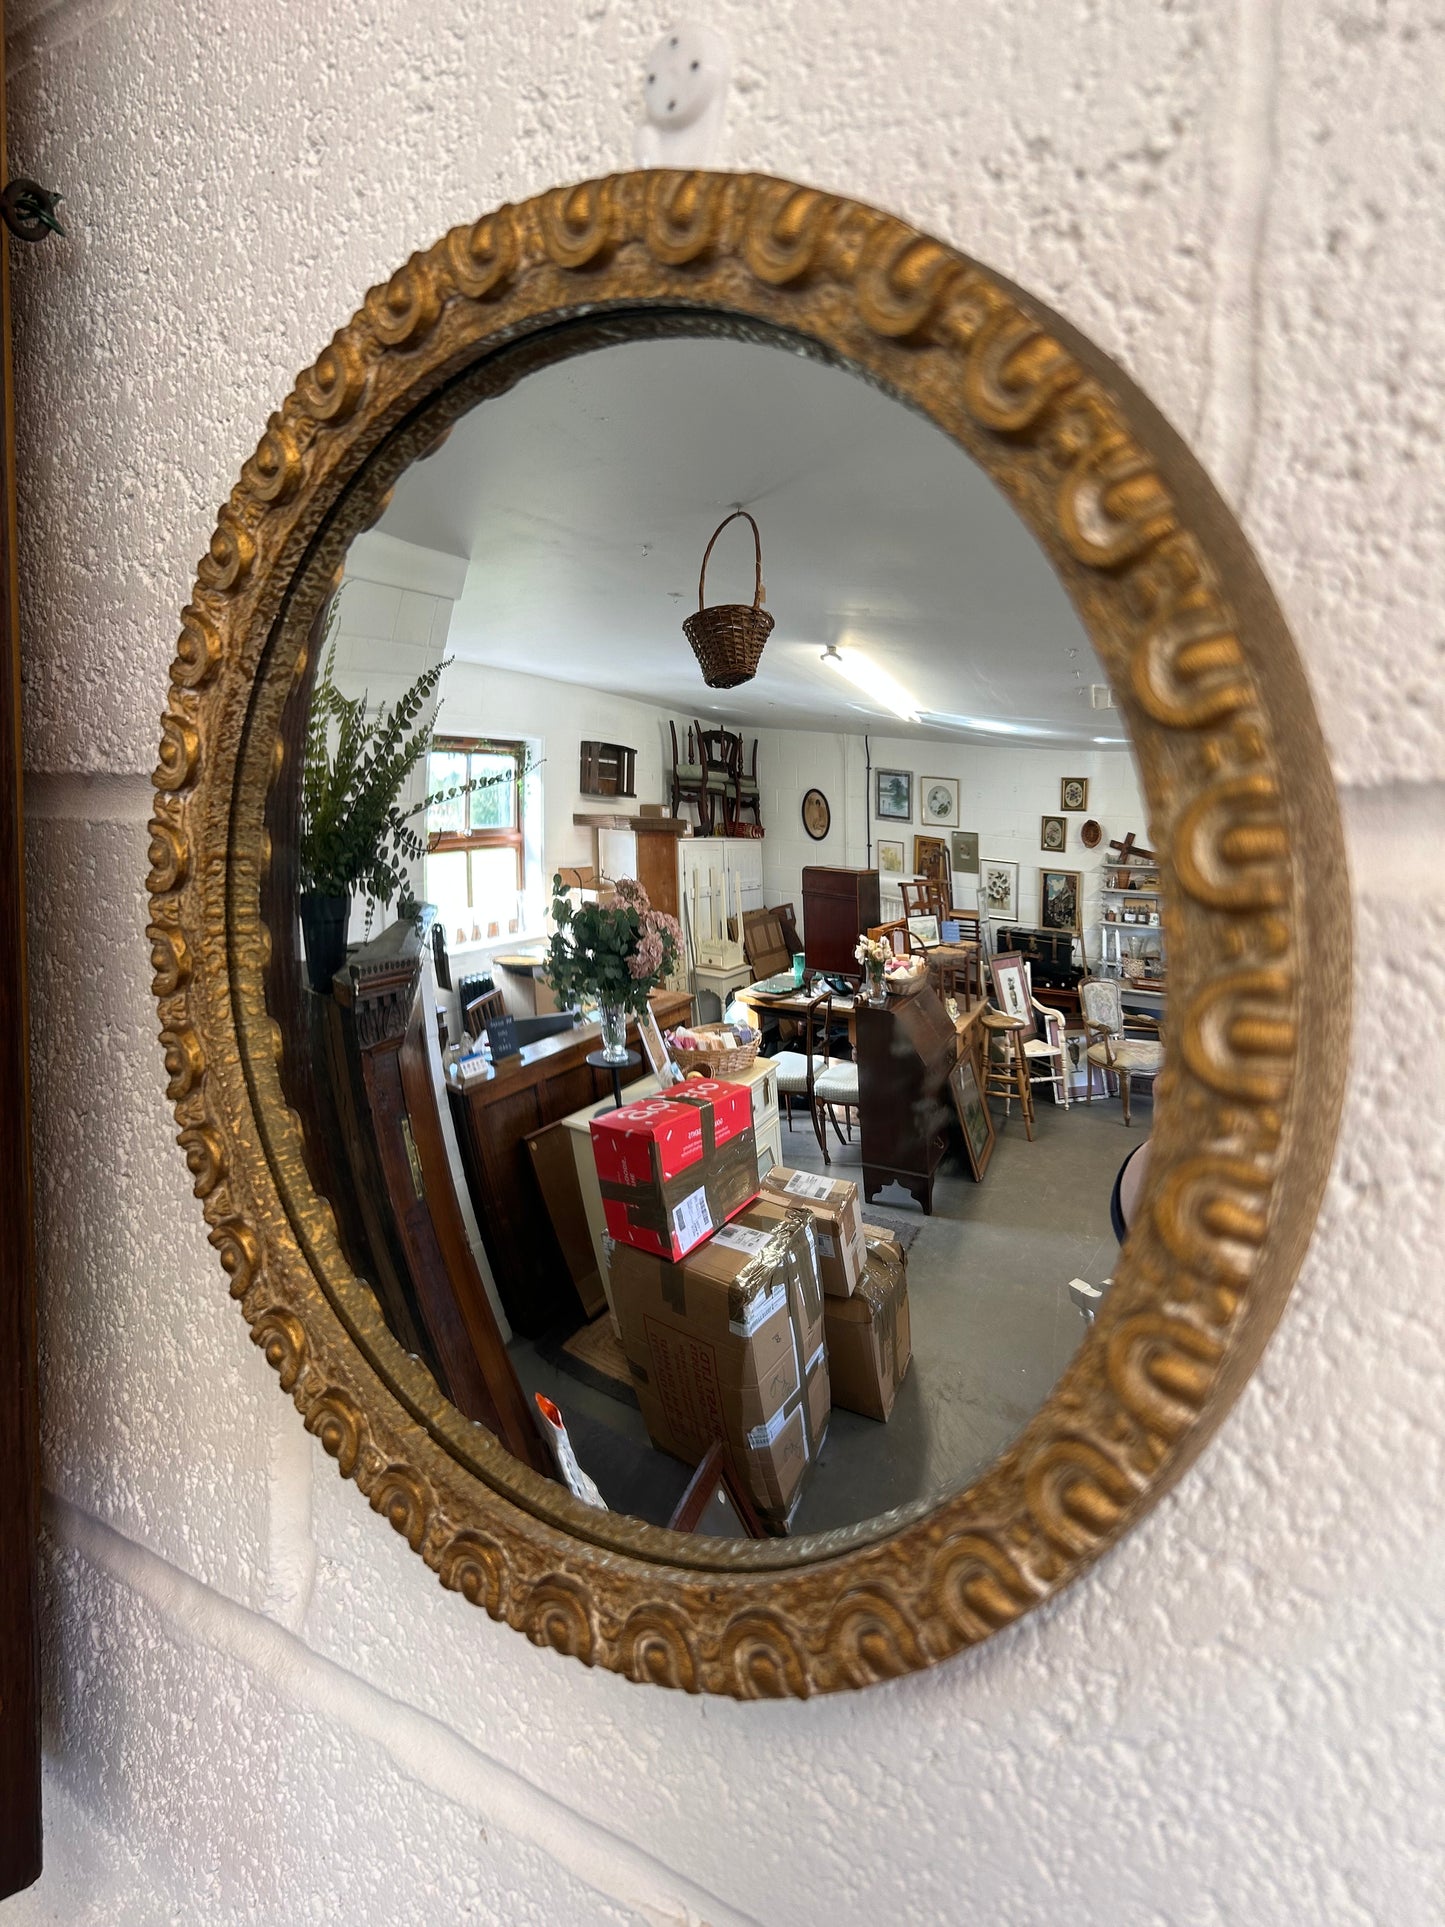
[1080,976,1164,1125]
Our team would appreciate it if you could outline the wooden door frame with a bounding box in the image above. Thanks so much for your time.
[1,0,43,1891]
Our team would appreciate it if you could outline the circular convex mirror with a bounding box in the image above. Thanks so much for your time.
[149,172,1348,1698]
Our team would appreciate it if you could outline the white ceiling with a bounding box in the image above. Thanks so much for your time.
[373,336,1124,746]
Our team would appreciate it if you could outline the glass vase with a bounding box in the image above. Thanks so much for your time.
[868,965,885,1004]
[598,1000,631,1064]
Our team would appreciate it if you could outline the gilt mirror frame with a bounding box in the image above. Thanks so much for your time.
[148,170,1349,1698]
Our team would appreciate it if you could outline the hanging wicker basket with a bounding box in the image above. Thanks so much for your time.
[682,509,775,689]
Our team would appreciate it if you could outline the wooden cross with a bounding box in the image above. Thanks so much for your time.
[1107,831,1156,865]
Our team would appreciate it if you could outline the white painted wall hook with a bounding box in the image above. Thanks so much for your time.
[633,23,731,169]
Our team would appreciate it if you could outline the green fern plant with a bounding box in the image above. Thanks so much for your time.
[299,605,498,932]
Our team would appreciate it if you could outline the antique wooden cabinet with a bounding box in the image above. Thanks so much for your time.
[855,987,960,1214]
[447,990,693,1336]
[326,922,549,1475]
[801,866,881,976]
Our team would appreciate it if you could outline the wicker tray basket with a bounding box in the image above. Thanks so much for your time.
[668,1029,762,1079]
[682,510,775,690]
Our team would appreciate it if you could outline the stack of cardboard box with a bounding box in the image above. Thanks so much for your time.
[760,1167,913,1422]
[591,1090,912,1530]
[593,1081,827,1526]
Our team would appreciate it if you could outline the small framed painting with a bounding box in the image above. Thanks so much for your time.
[1041,814,1066,853]
[875,769,913,822]
[1060,776,1089,811]
[980,859,1018,922]
[1040,868,1082,933]
[921,776,960,826]
[801,787,831,840]
[914,835,950,899]
[949,1052,996,1182]
[877,838,906,875]
[950,829,979,874]
[639,1004,683,1087]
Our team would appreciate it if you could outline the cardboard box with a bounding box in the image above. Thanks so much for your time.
[826,1226,912,1421]
[760,1165,866,1298]
[611,1199,829,1525]
[591,1078,758,1261]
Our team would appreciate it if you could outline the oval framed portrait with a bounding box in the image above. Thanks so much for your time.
[801,787,831,840]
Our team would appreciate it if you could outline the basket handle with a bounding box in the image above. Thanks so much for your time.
[696,509,764,612]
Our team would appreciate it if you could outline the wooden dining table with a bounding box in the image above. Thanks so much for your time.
[735,973,865,1045]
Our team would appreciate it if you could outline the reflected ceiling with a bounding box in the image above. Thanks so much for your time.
[374,336,1120,746]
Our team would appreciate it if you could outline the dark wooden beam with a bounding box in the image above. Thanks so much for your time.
[0,0,43,1891]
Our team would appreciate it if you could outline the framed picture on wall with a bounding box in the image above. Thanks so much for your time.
[914,835,950,899]
[921,776,960,826]
[1060,776,1089,811]
[1040,868,1082,932]
[950,829,979,873]
[1041,814,1066,853]
[948,1053,996,1182]
[875,768,912,821]
[980,858,1018,922]
[877,838,906,875]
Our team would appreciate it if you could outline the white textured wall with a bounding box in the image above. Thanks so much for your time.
[755,729,1147,960]
[10,1,1444,1922]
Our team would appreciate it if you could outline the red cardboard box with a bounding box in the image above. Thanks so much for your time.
[590,1078,759,1261]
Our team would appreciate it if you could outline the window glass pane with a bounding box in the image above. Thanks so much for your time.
[468,845,524,936]
[423,845,521,943]
[423,848,471,938]
[427,750,470,835]
[469,752,517,831]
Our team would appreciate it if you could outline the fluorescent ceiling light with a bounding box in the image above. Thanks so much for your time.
[819,645,919,722]
[917,709,1069,741]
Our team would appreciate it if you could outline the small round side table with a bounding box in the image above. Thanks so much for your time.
[586,1047,642,1113]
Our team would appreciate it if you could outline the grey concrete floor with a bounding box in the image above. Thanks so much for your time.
[512,1082,1150,1534]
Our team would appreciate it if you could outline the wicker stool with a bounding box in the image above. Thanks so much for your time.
[981,1010,1035,1142]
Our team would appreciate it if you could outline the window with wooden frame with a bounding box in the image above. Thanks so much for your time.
[424,736,530,942]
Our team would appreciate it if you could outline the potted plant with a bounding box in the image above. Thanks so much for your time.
[544,874,682,1062]
[298,616,481,991]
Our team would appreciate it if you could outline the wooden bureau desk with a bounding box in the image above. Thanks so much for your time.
[446,990,693,1337]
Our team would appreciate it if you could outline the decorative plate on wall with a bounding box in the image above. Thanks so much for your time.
[1081,819,1103,849]
[801,787,830,840]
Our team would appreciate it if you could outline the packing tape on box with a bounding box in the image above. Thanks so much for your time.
[860,1233,906,1375]
[597,1127,758,1241]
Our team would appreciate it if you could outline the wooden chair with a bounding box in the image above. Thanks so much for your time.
[899,879,932,921]
[987,953,1070,1112]
[732,736,762,828]
[668,719,711,831]
[462,986,507,1039]
[771,992,858,1163]
[695,723,738,832]
[1079,977,1164,1125]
